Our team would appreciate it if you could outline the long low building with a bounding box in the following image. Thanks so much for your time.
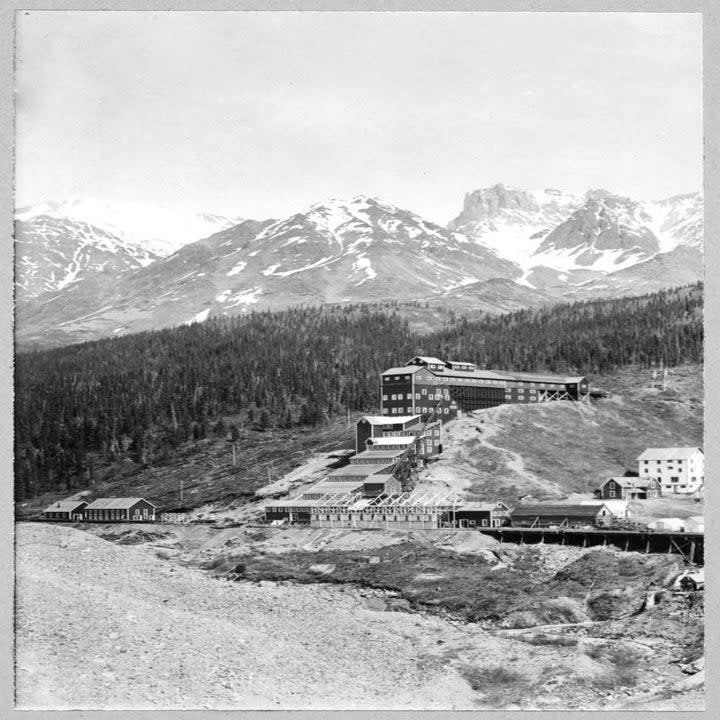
[381,356,589,421]
[510,503,614,528]
[83,497,159,522]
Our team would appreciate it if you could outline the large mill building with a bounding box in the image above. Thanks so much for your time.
[381,356,589,421]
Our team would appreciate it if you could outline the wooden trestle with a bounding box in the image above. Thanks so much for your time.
[480,527,703,564]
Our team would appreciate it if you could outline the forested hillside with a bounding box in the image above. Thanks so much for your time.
[15,283,703,501]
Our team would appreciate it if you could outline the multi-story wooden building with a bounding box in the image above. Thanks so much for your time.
[597,476,662,500]
[637,447,704,495]
[380,356,589,421]
[355,414,442,457]
[444,501,511,528]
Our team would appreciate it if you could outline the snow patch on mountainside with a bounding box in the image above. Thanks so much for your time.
[352,255,377,286]
[16,197,243,256]
[187,309,211,324]
[226,261,247,277]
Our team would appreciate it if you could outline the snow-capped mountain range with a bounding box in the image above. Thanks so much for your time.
[16,198,242,255]
[14,185,703,349]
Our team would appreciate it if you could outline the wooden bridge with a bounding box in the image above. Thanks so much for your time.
[478,526,703,564]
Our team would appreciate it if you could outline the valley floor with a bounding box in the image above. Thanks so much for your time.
[15,523,703,711]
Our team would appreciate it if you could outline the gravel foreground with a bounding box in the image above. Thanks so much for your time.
[15,523,479,710]
[15,523,704,711]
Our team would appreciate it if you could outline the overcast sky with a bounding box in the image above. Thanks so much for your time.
[15,11,702,224]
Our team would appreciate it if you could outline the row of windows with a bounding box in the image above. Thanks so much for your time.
[643,459,698,464]
[386,406,451,415]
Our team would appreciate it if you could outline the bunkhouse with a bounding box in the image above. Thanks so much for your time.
[510,503,614,528]
[83,497,158,522]
[42,500,87,522]
[445,501,511,528]
[597,476,662,500]
[380,356,590,421]
[637,447,704,495]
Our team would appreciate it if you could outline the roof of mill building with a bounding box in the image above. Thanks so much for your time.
[510,504,610,518]
[326,464,395,478]
[84,497,158,510]
[637,447,703,461]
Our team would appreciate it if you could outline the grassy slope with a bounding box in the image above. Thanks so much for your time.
[19,364,703,517]
[422,364,703,504]
[15,415,358,519]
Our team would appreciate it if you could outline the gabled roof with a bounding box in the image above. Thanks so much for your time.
[381,366,423,376]
[637,447,703,461]
[85,497,158,510]
[43,500,87,513]
[408,356,446,366]
[601,476,660,489]
[511,504,609,518]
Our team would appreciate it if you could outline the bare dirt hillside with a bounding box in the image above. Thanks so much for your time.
[16,523,703,711]
[420,364,702,504]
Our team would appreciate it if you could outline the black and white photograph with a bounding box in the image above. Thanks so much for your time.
[10,7,707,712]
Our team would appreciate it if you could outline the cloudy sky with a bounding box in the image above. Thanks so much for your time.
[15,11,702,224]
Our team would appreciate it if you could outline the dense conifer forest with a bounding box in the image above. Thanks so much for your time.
[15,283,703,500]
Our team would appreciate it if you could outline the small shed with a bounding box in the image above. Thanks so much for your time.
[83,497,158,522]
[647,517,686,532]
[43,500,87,522]
[684,516,705,533]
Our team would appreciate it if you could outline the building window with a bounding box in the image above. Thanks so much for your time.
[671,476,679,482]
[421,389,427,395]
[407,393,413,400]
[609,489,616,498]
[383,395,388,401]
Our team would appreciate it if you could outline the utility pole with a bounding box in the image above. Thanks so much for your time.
[231,442,236,466]
[179,478,184,505]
